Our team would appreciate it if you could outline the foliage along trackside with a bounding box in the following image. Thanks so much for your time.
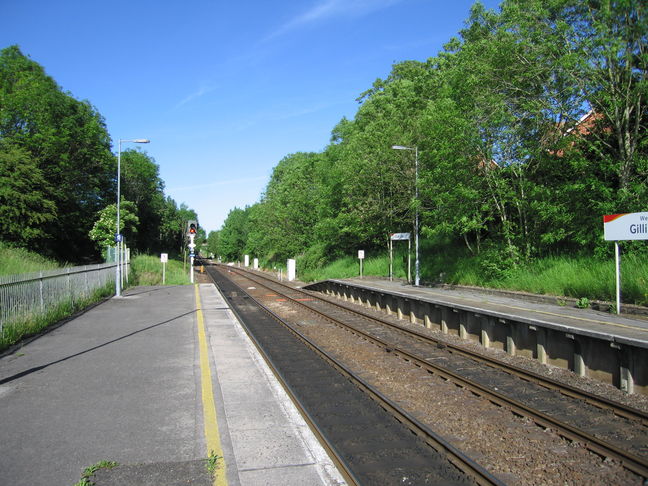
[298,244,648,307]
[211,0,647,305]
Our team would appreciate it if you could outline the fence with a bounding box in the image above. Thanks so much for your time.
[0,260,124,333]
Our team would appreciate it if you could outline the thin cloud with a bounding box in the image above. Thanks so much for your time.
[230,99,347,132]
[175,84,218,109]
[168,176,267,192]
[265,0,404,41]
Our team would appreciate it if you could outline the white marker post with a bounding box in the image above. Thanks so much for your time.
[161,253,168,285]
[358,250,365,278]
[287,259,296,281]
[603,212,648,314]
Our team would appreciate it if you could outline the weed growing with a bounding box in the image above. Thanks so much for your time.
[73,460,118,486]
[205,450,222,478]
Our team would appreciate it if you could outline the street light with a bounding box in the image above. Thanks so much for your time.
[115,138,150,297]
[392,145,420,286]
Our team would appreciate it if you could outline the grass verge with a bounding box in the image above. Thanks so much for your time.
[0,241,62,275]
[0,283,114,352]
[130,254,191,286]
[298,250,648,306]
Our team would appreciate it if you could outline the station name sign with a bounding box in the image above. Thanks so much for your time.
[390,233,411,241]
[603,212,648,241]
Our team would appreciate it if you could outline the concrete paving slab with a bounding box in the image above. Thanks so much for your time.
[219,378,276,404]
[224,400,293,431]
[199,283,346,486]
[229,426,314,470]
[239,464,336,486]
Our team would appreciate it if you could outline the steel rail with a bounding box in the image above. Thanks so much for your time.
[209,276,362,486]
[225,265,648,480]
[212,265,506,486]
[230,266,648,426]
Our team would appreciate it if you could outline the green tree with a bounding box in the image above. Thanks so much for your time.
[219,207,250,261]
[0,45,114,261]
[206,230,220,258]
[88,199,139,251]
[119,148,166,253]
[0,142,56,245]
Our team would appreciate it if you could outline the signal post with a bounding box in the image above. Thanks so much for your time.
[187,221,197,283]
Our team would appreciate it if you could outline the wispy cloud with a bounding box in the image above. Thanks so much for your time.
[265,0,404,41]
[230,99,347,132]
[168,176,267,192]
[175,84,218,109]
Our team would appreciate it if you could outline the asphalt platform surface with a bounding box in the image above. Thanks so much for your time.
[0,284,344,486]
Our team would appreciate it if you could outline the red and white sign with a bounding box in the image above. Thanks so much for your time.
[603,212,648,241]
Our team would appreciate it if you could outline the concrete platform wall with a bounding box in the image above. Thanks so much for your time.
[312,281,646,395]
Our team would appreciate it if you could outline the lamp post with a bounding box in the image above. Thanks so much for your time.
[392,145,419,286]
[116,138,150,297]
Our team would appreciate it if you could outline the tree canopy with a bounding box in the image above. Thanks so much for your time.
[0,45,200,262]
[215,0,647,270]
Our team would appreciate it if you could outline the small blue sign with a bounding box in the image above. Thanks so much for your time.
[189,252,195,258]
[115,234,123,243]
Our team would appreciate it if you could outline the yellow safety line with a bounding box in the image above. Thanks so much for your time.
[194,284,228,486]
[424,290,648,333]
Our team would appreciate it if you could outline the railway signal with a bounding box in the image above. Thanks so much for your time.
[186,220,198,283]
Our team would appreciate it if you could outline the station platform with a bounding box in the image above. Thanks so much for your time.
[305,277,648,394]
[0,284,345,486]
[324,277,648,346]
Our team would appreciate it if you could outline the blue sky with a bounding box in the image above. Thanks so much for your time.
[1,0,501,233]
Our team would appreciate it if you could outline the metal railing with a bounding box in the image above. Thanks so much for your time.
[0,262,120,332]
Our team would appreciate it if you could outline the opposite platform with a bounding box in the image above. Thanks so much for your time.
[306,277,648,394]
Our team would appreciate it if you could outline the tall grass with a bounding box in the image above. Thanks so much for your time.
[0,241,62,275]
[296,248,648,306]
[494,254,648,305]
[298,250,411,282]
[130,254,191,286]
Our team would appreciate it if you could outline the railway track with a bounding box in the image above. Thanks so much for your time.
[211,263,648,482]
[206,264,505,485]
